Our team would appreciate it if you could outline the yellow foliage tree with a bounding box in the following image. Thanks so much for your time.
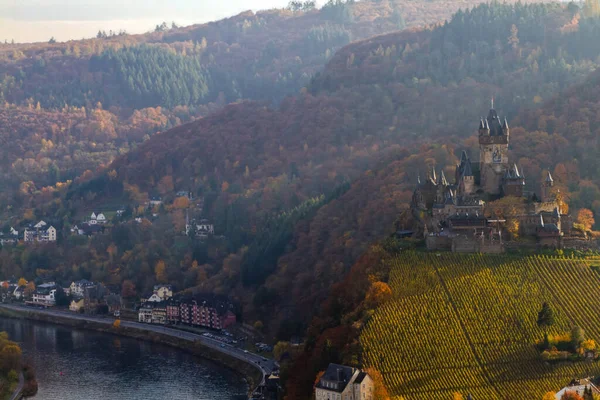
[576,208,595,231]
[154,260,168,283]
[113,319,121,329]
[17,278,27,287]
[506,218,520,240]
[24,282,35,298]
[542,393,556,400]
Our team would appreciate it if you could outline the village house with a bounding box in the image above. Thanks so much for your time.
[153,284,173,300]
[166,300,180,324]
[144,293,163,303]
[314,363,374,400]
[176,190,193,200]
[148,197,163,207]
[69,298,85,312]
[24,221,57,243]
[555,378,600,399]
[138,303,153,323]
[0,227,18,245]
[12,285,24,300]
[70,279,96,299]
[185,213,215,238]
[138,295,233,329]
[71,223,103,236]
[89,212,107,225]
[179,297,222,329]
[31,282,58,307]
[151,302,167,324]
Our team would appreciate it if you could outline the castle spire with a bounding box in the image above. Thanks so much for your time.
[491,97,494,110]
[440,170,448,186]
[513,164,520,178]
[546,171,554,183]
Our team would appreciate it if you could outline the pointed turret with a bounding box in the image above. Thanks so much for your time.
[540,170,554,202]
[539,213,545,227]
[439,170,448,186]
[430,167,437,183]
[417,174,421,185]
[462,161,473,177]
[513,164,520,178]
[502,117,510,136]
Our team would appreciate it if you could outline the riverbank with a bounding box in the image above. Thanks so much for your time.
[0,305,265,397]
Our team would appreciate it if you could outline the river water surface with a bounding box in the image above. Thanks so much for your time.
[0,318,248,399]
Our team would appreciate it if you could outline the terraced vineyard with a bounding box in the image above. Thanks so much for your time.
[361,252,600,399]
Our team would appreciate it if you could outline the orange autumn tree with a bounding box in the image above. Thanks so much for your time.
[576,208,595,231]
[365,282,392,309]
[172,196,190,209]
[560,391,584,400]
[313,370,325,388]
[365,367,390,400]
[542,392,556,400]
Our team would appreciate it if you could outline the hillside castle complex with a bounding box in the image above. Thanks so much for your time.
[411,104,574,252]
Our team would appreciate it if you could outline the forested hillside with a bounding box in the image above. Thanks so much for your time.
[0,0,556,200]
[5,2,600,398]
[0,0,423,198]
[13,2,600,339]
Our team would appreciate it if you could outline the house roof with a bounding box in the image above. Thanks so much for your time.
[315,363,355,393]
[354,371,369,384]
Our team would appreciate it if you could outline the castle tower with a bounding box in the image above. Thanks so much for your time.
[459,161,475,196]
[479,104,510,195]
[502,164,525,197]
[541,171,554,202]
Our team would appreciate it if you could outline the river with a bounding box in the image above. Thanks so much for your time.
[0,318,248,399]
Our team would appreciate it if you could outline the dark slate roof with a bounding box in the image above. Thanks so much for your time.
[354,371,368,384]
[315,364,355,393]
[462,161,474,177]
[487,108,503,136]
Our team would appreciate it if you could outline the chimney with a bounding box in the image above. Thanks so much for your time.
[337,368,343,382]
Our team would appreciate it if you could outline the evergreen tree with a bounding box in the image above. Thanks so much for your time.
[537,302,555,332]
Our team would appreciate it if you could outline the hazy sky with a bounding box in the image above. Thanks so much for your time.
[0,0,292,43]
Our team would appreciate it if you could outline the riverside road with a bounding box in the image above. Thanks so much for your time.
[0,304,276,387]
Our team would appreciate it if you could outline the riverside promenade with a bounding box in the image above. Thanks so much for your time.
[0,304,276,394]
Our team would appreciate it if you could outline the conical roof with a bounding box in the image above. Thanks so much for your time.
[462,161,473,177]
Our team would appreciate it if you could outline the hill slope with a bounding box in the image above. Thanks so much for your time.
[362,252,600,399]
[49,3,600,332]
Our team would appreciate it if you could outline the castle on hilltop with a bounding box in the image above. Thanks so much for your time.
[411,104,572,252]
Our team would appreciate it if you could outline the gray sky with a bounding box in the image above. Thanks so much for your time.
[0,0,292,43]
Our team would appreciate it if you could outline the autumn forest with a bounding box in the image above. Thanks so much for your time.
[4,0,600,398]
